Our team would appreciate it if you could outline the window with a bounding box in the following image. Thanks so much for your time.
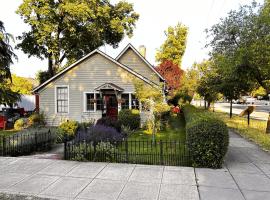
[131,94,139,110]
[86,93,94,111]
[96,93,103,110]
[56,86,68,113]
[121,94,129,109]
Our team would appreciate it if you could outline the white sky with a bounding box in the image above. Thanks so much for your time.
[0,0,264,78]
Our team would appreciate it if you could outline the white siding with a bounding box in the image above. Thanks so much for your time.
[39,53,141,126]
[118,48,161,85]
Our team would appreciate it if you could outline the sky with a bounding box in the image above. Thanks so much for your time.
[0,0,264,78]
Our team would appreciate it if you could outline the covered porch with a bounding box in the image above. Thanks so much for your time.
[83,83,139,119]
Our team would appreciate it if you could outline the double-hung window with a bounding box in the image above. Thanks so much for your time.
[85,93,103,111]
[56,86,68,113]
[86,93,95,111]
[131,94,139,110]
[96,93,103,111]
[121,93,129,109]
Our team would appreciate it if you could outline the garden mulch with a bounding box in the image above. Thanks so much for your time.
[0,130,269,200]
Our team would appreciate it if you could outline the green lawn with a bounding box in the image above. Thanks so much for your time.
[68,114,190,166]
[128,114,186,141]
[211,110,270,151]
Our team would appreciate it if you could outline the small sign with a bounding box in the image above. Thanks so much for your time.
[239,106,255,117]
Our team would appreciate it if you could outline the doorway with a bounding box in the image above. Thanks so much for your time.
[104,94,118,119]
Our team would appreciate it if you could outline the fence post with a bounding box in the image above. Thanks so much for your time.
[64,134,67,160]
[2,136,6,156]
[35,132,38,151]
[125,139,128,163]
[160,140,164,165]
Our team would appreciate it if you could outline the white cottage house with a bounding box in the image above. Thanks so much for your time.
[33,44,165,126]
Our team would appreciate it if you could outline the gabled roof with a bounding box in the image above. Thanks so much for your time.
[116,43,165,81]
[33,49,159,93]
[95,83,124,91]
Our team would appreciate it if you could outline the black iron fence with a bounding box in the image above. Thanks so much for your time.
[0,130,54,157]
[64,139,191,166]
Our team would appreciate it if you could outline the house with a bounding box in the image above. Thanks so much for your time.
[33,44,165,126]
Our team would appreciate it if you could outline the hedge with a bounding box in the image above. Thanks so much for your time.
[183,105,229,168]
[118,109,140,130]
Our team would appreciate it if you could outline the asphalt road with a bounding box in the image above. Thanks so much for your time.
[193,101,270,121]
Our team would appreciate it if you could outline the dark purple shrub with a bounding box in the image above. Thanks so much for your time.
[96,117,121,132]
[75,125,124,144]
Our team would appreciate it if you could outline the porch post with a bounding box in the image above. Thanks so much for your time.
[118,93,121,113]
[129,93,132,109]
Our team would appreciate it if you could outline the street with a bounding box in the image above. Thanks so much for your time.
[193,101,270,121]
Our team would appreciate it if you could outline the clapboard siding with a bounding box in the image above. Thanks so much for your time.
[39,53,141,126]
[118,48,160,85]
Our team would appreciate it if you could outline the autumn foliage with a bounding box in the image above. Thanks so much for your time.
[156,60,183,94]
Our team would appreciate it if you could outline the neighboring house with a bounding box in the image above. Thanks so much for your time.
[33,44,165,126]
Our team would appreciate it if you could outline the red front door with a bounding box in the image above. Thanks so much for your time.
[105,95,118,119]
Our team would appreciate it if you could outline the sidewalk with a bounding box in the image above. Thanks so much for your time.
[0,130,269,200]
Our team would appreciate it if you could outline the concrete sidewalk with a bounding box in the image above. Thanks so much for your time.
[0,130,269,200]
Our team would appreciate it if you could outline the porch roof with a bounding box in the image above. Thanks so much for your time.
[94,83,124,92]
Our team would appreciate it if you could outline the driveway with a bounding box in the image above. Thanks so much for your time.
[0,130,269,200]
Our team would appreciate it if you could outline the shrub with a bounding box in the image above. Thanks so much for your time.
[14,118,27,130]
[118,109,140,130]
[78,120,95,130]
[71,142,115,162]
[28,113,46,127]
[75,124,124,144]
[183,105,229,168]
[96,117,121,132]
[58,120,78,141]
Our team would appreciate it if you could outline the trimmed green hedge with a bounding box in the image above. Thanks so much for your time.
[183,105,229,168]
[118,109,140,130]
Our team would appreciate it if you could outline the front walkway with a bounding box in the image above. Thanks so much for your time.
[0,130,269,200]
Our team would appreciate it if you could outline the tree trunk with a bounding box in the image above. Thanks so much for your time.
[207,101,211,109]
[230,99,233,118]
[48,54,54,78]
[266,113,270,134]
[204,100,207,110]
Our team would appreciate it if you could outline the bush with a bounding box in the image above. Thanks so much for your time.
[28,113,46,127]
[118,109,140,130]
[183,105,229,168]
[58,120,78,141]
[78,120,95,130]
[96,117,121,132]
[71,142,115,162]
[14,118,27,130]
[75,124,125,144]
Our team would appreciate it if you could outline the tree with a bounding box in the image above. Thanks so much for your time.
[0,21,20,105]
[134,80,170,142]
[9,74,35,95]
[156,23,188,66]
[251,86,267,98]
[16,0,139,78]
[206,1,270,93]
[211,54,254,117]
[156,60,183,95]
[195,60,220,109]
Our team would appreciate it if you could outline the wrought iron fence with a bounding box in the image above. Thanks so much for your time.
[64,139,191,166]
[0,130,54,157]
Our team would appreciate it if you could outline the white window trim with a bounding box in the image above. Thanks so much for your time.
[128,93,132,109]
[83,92,99,113]
[55,85,69,114]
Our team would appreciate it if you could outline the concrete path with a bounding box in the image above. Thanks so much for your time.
[0,130,269,200]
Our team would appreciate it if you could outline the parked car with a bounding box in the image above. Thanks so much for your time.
[246,97,256,104]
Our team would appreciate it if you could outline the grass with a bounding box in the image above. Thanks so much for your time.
[211,110,270,151]
[67,114,191,166]
[128,114,186,141]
